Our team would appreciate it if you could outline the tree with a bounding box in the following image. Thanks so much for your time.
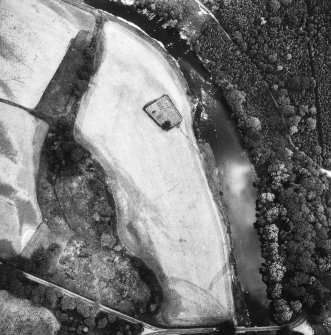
[61,295,77,311]
[77,301,92,318]
[290,300,302,313]
[298,105,308,116]
[244,128,263,148]
[83,46,95,60]
[45,287,61,309]
[264,224,279,241]
[307,118,316,130]
[84,316,95,327]
[224,86,246,122]
[98,317,108,329]
[246,116,262,131]
[287,116,301,128]
[268,0,281,13]
[289,125,298,135]
[287,76,315,92]
[268,259,286,282]
[286,14,299,28]
[272,299,294,324]
[287,77,301,91]
[251,146,271,165]
[107,313,117,324]
[73,80,89,97]
[161,121,171,130]
[268,283,282,299]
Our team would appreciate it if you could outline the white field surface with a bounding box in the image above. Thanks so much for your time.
[0,102,48,256]
[0,0,95,109]
[75,18,234,326]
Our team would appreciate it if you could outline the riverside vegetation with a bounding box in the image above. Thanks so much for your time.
[133,0,331,327]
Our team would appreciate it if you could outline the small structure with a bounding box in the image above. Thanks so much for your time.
[144,95,183,130]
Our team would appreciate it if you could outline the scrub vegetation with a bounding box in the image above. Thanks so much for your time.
[134,0,331,327]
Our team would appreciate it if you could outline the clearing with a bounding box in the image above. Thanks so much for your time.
[75,17,235,326]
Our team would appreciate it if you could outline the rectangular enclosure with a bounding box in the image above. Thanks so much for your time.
[144,95,183,129]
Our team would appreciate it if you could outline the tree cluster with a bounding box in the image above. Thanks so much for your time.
[44,116,87,182]
[255,153,331,323]
[72,38,97,98]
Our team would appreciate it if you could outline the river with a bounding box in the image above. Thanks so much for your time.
[202,90,270,326]
[84,0,269,326]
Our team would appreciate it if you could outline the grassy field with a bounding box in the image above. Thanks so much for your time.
[0,102,48,257]
[75,16,235,326]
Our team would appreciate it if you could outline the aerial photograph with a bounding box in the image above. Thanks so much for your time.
[0,0,331,334]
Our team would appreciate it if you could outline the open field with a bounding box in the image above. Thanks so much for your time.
[0,0,95,109]
[0,103,48,257]
[75,17,234,326]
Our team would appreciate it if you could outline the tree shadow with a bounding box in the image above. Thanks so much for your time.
[244,292,270,327]
[0,239,16,259]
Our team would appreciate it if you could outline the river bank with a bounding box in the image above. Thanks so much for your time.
[179,58,269,326]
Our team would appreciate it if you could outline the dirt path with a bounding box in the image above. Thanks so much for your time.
[75,16,234,326]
